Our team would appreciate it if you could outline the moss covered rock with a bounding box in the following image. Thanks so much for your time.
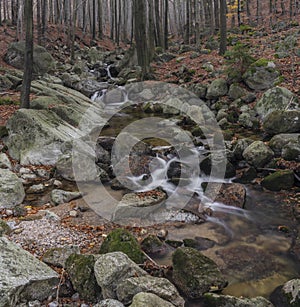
[141,235,164,255]
[206,78,228,99]
[243,59,280,91]
[255,87,297,118]
[172,247,227,299]
[243,141,274,168]
[263,110,300,135]
[261,170,294,191]
[99,228,145,264]
[65,253,102,302]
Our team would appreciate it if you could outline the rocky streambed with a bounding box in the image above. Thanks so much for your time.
[0,44,300,306]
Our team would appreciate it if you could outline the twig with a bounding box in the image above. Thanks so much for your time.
[285,97,295,110]
[0,92,14,96]
[141,251,160,267]
[56,268,65,303]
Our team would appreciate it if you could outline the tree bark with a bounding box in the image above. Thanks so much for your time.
[20,0,33,109]
[219,0,227,55]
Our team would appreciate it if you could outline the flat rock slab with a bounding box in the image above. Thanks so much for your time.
[0,169,25,209]
[0,237,59,306]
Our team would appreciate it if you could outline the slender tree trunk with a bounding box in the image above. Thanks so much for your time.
[154,0,163,47]
[98,0,103,39]
[21,0,33,109]
[219,0,227,55]
[185,0,190,44]
[164,0,168,50]
[0,0,2,25]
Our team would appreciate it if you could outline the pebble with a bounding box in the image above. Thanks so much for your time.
[48,301,59,307]
[69,210,78,217]
[53,179,63,188]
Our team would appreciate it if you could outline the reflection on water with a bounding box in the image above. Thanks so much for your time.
[152,186,300,299]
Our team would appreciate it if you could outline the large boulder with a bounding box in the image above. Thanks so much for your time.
[204,293,274,307]
[0,169,25,209]
[261,170,295,191]
[30,81,105,130]
[255,87,298,118]
[263,110,300,135]
[0,237,59,306]
[206,78,228,99]
[269,134,300,156]
[50,189,82,205]
[243,141,274,168]
[282,142,300,161]
[65,253,102,302]
[4,41,55,75]
[5,109,83,165]
[99,228,145,264]
[116,276,184,307]
[243,59,280,91]
[270,279,300,307]
[94,252,147,299]
[172,247,227,299]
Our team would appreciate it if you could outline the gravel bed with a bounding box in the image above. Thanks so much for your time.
[8,217,94,258]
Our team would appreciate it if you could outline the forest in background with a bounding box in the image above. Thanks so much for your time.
[1,0,300,49]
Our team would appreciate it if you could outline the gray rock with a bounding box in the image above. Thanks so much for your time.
[269,134,300,156]
[172,247,227,299]
[0,169,25,209]
[270,279,300,307]
[206,78,228,99]
[204,293,274,307]
[0,153,12,169]
[255,87,298,118]
[263,110,300,135]
[243,59,280,90]
[130,292,175,307]
[42,245,80,267]
[117,276,184,307]
[94,252,147,299]
[51,189,82,205]
[228,84,246,100]
[0,74,13,91]
[238,112,254,128]
[6,109,83,165]
[0,237,58,306]
[26,183,46,194]
[282,142,300,161]
[4,41,55,75]
[112,191,167,224]
[233,138,254,160]
[243,141,274,168]
[94,299,125,307]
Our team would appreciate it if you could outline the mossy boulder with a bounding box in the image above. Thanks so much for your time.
[99,228,145,264]
[65,253,102,302]
[269,134,300,156]
[130,292,175,307]
[261,170,295,191]
[172,247,227,299]
[243,141,274,168]
[243,59,280,91]
[255,87,297,118]
[141,235,164,255]
[4,41,55,75]
[206,78,228,99]
[263,110,300,135]
[228,84,247,100]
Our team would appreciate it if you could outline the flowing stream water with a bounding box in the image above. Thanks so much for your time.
[88,83,300,301]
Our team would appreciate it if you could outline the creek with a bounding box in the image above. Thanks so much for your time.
[87,84,300,301]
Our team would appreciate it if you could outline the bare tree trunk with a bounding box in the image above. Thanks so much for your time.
[0,0,2,25]
[98,0,103,39]
[219,0,227,55]
[184,0,190,44]
[154,0,163,47]
[164,0,168,49]
[21,0,33,109]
